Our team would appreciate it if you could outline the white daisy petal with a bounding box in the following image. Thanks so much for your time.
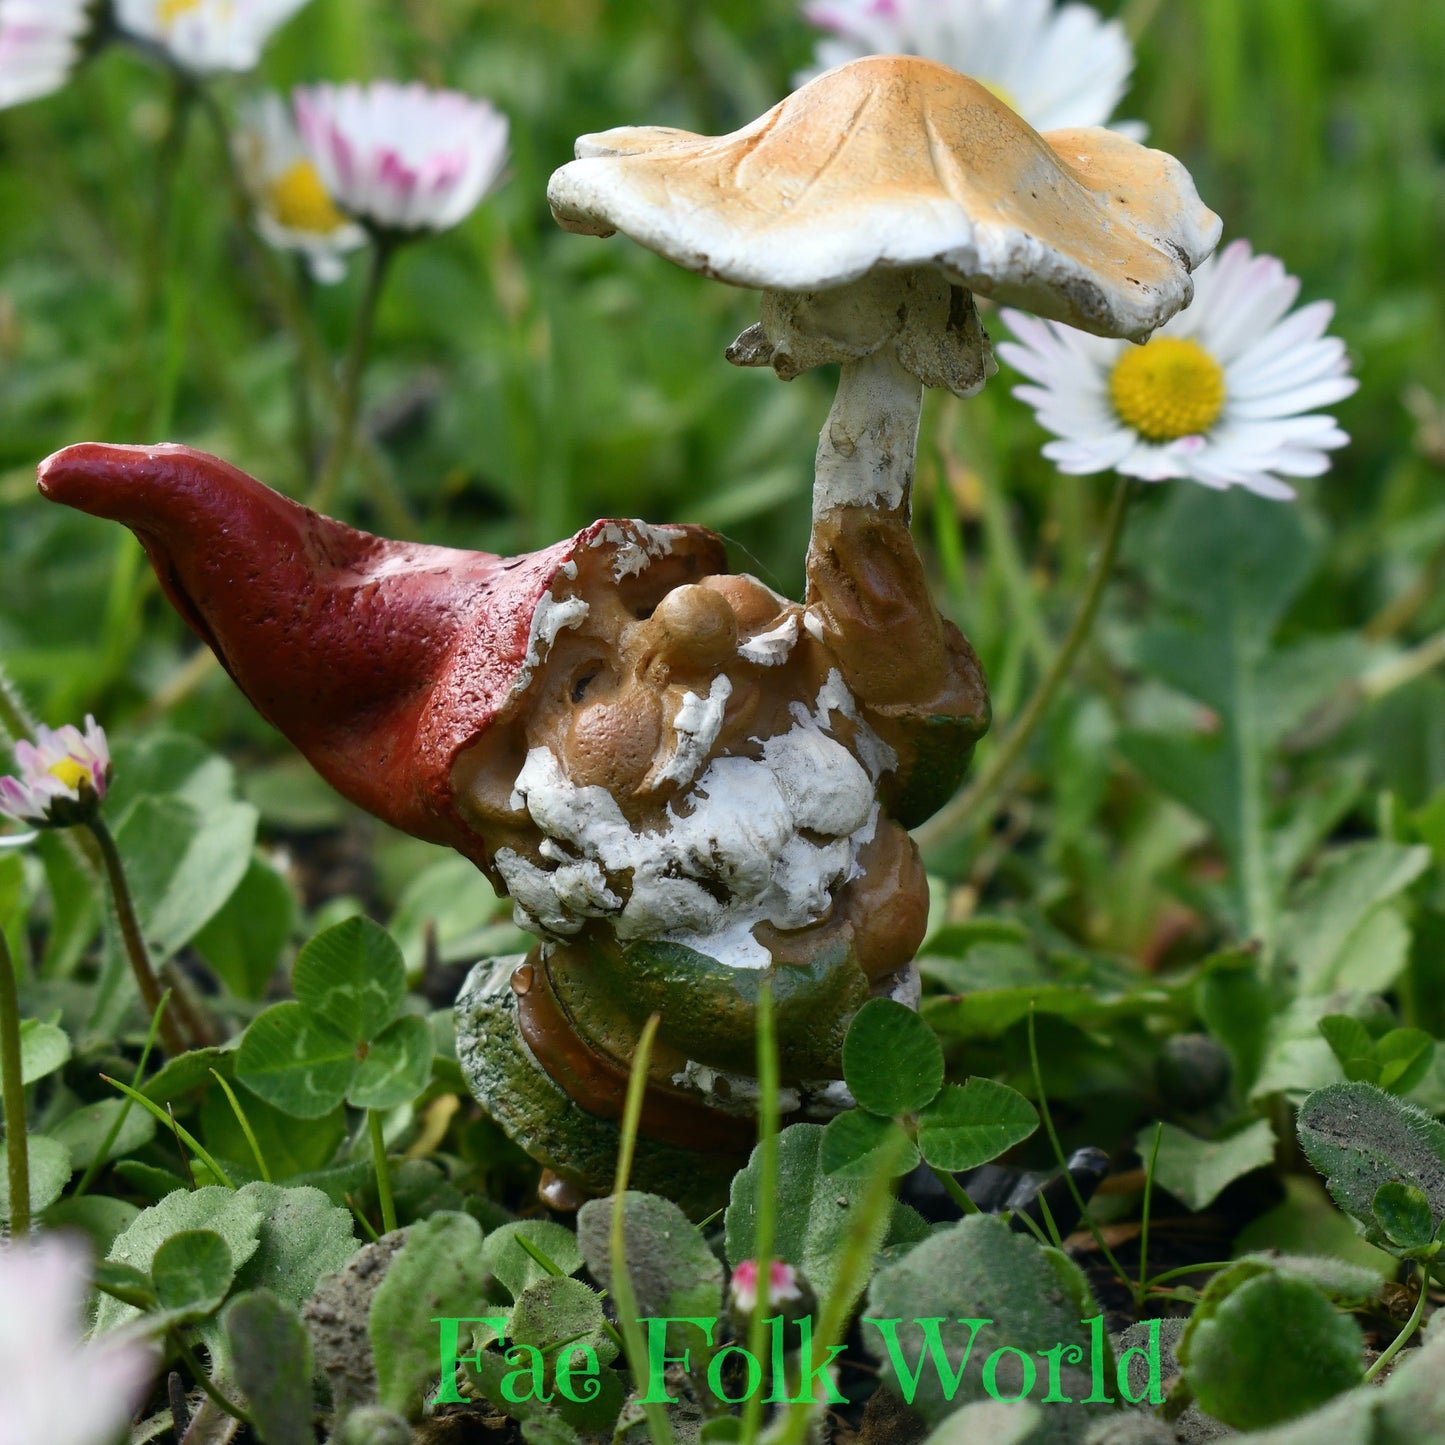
[1209,417,1348,460]
[1112,442,1186,482]
[797,0,1139,133]
[1255,447,1337,478]
[1236,473,1299,501]
[0,0,94,108]
[1193,253,1300,362]
[0,1236,157,1445]
[1000,237,1354,500]
[1025,398,1119,439]
[1226,300,1337,376]
[294,81,509,235]
[235,93,366,283]
[115,0,310,73]
[1227,335,1349,394]
[1051,427,1139,470]
[1229,374,1360,420]
[1044,436,1128,474]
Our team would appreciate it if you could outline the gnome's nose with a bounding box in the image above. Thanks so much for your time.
[639,584,739,682]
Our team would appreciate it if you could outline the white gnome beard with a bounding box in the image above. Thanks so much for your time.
[493,670,896,970]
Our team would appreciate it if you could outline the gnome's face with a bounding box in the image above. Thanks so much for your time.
[451,541,903,971]
[34,442,931,983]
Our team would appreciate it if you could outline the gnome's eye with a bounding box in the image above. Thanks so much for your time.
[571,669,600,704]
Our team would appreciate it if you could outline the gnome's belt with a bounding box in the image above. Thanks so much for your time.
[512,957,764,1155]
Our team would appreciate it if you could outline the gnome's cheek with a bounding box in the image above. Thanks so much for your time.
[563,691,664,793]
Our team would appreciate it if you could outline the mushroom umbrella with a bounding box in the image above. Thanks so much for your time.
[548,55,1221,523]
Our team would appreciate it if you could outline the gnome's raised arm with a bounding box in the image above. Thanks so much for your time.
[803,478,990,828]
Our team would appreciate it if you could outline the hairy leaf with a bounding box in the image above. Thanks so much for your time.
[1180,1269,1363,1429]
[226,1290,318,1445]
[864,1214,1105,1428]
[1297,1082,1445,1244]
[577,1191,722,1324]
[370,1211,488,1419]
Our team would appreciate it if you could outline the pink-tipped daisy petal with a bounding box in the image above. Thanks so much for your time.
[114,0,311,74]
[294,80,508,235]
[0,713,112,828]
[0,0,93,109]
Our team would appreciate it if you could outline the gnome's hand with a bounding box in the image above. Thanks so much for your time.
[805,504,988,726]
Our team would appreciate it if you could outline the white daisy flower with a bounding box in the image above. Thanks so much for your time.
[798,0,1142,135]
[0,714,111,828]
[113,0,311,74]
[997,239,1359,501]
[0,0,94,111]
[294,80,509,235]
[0,1235,156,1445]
[236,93,366,284]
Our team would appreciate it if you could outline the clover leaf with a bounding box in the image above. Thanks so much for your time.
[236,917,433,1119]
[825,999,1037,1182]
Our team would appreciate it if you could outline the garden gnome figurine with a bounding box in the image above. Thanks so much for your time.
[37,56,1217,1213]
[36,436,986,1211]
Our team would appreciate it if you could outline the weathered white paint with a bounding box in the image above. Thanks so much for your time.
[671,1058,803,1117]
[511,591,589,697]
[496,670,895,969]
[738,613,799,667]
[652,675,733,788]
[813,346,924,518]
[494,846,620,936]
[669,1060,857,1120]
[811,666,899,781]
[595,520,677,580]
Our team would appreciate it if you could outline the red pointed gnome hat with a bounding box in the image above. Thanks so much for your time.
[37,444,726,866]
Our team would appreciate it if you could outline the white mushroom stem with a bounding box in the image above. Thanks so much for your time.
[812,346,923,523]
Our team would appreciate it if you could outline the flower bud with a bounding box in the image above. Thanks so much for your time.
[0,715,111,830]
[728,1258,816,1336]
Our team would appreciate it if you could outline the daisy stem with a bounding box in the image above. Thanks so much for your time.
[1122,0,1165,39]
[193,83,343,416]
[0,928,30,1236]
[1358,628,1445,703]
[293,256,318,475]
[148,75,195,310]
[310,237,395,515]
[913,474,1133,852]
[0,664,31,746]
[608,1013,676,1445]
[85,817,187,1057]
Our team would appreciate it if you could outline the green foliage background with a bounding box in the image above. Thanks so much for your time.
[2,0,1440,805]
[2,0,1444,1121]
[2,4,1445,1438]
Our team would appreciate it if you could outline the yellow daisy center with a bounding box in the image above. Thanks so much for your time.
[157,0,204,24]
[47,758,89,790]
[266,161,348,235]
[980,79,1020,112]
[1109,337,1226,442]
